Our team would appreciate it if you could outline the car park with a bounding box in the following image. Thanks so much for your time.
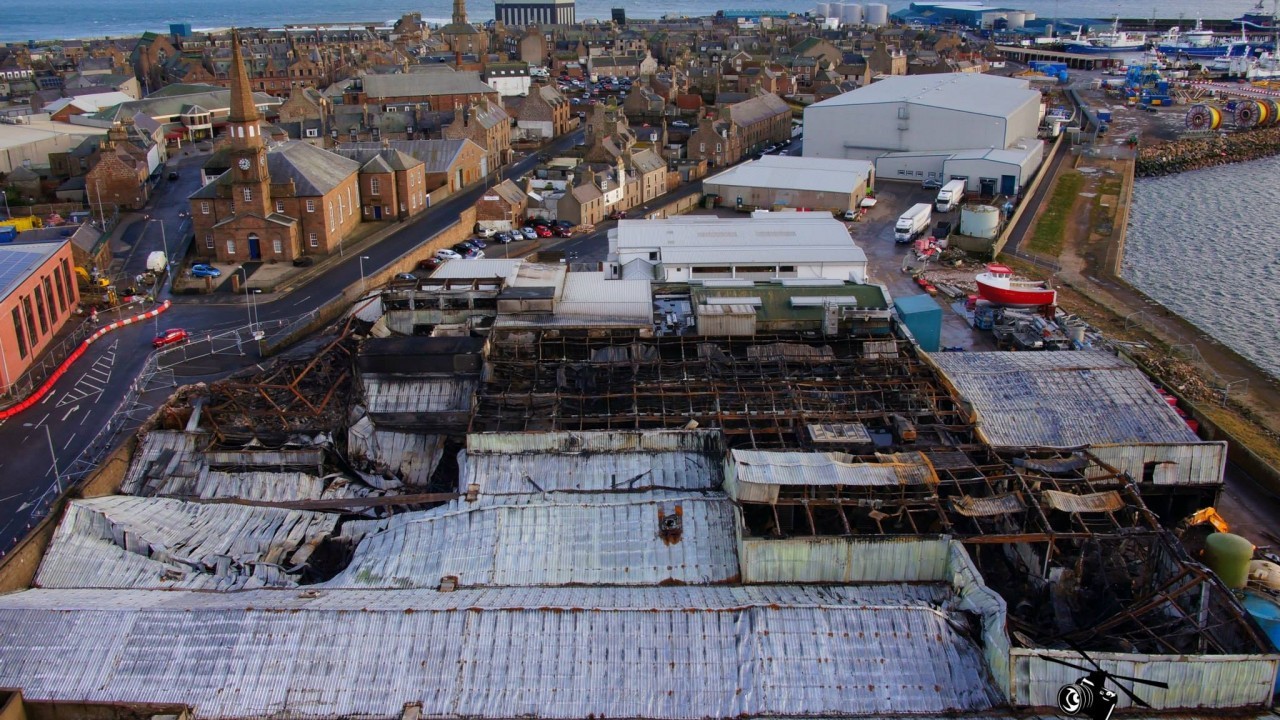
[292,256,315,267]
[435,248,462,260]
[152,328,189,348]
[521,226,537,240]
[190,263,221,278]
[535,225,553,238]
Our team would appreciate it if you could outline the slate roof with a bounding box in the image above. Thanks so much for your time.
[362,71,497,99]
[340,139,476,173]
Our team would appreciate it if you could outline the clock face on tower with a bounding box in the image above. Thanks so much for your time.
[238,158,252,171]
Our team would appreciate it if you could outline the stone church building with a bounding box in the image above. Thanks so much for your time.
[189,31,363,264]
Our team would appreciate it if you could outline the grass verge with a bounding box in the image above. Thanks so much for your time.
[1026,170,1084,257]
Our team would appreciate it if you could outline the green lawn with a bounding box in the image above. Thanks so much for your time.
[1026,171,1085,257]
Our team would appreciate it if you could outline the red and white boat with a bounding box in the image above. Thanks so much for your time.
[974,264,1057,307]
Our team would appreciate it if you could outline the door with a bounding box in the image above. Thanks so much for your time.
[373,205,382,220]
[979,178,996,197]
[1001,175,1017,195]
[247,233,262,260]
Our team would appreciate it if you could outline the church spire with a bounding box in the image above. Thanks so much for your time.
[452,0,468,26]
[228,29,260,126]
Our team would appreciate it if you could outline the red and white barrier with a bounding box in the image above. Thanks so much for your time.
[0,300,172,420]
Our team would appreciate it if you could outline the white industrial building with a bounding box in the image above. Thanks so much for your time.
[803,73,1045,196]
[606,216,868,284]
[702,156,876,213]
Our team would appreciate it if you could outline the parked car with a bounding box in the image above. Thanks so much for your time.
[922,178,944,190]
[465,248,486,259]
[529,217,552,227]
[554,219,575,229]
[670,120,690,129]
[552,225,572,238]
[394,272,417,282]
[535,225,553,238]
[435,248,462,261]
[417,257,443,271]
[292,256,315,267]
[470,237,488,248]
[454,242,476,255]
[520,226,537,240]
[190,263,221,278]
[475,226,496,238]
[607,210,627,220]
[152,328,189,348]
[494,231,513,244]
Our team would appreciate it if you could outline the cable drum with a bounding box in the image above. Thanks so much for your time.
[1185,104,1221,131]
[1235,99,1262,128]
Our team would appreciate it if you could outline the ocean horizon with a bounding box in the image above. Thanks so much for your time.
[0,0,1267,43]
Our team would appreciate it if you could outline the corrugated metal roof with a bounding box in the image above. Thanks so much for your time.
[928,351,1202,448]
[119,430,203,495]
[731,450,937,486]
[809,72,1037,118]
[428,258,522,280]
[556,271,652,321]
[1086,442,1227,486]
[35,496,338,591]
[348,417,444,486]
[464,447,721,494]
[0,584,1002,719]
[362,375,477,414]
[615,216,867,266]
[704,156,874,194]
[326,491,739,588]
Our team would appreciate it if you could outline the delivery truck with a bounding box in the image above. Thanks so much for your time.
[894,203,932,244]
[934,179,966,213]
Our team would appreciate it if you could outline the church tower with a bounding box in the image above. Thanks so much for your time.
[452,0,468,26]
[227,29,272,219]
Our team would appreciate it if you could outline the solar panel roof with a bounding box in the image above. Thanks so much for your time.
[0,241,65,300]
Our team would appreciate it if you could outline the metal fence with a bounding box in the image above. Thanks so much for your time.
[0,319,94,408]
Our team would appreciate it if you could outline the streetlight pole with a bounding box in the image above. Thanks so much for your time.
[359,255,370,291]
[239,266,254,331]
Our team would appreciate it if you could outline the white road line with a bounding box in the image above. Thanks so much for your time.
[32,412,49,429]
[63,432,76,450]
[41,392,54,405]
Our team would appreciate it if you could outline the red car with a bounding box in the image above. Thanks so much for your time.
[552,225,572,237]
[152,328,190,348]
[534,225,553,238]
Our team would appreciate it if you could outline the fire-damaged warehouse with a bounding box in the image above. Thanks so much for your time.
[0,259,1273,720]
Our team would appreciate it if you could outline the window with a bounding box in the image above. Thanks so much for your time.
[201,201,210,214]
[309,233,318,248]
[21,296,37,344]
[34,287,48,335]
[205,233,214,249]
[329,201,335,230]
[305,128,319,138]
[11,309,26,359]
[370,177,380,195]
[306,199,315,212]
[52,267,67,312]
[715,143,721,153]
[275,200,284,213]
[243,187,252,202]
[60,259,74,305]
[272,238,283,254]
[699,143,706,153]
[227,239,236,255]
[43,277,57,323]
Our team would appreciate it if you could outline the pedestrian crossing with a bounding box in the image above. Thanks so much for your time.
[55,341,117,408]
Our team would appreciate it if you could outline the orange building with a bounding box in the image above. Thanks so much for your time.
[0,241,81,393]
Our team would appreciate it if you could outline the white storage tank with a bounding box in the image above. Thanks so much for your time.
[815,2,832,18]
[960,204,1001,239]
[842,3,864,25]
[865,2,889,26]
[1006,11,1026,28]
[828,3,844,21]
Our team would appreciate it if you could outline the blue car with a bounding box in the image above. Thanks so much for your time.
[190,263,222,278]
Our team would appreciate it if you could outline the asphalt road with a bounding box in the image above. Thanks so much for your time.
[0,129,585,553]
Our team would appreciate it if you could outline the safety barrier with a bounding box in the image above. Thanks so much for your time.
[0,301,172,420]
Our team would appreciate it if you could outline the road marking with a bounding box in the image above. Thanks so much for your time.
[60,405,80,422]
[41,392,54,405]
[63,432,76,450]
[292,294,312,306]
[32,412,49,429]
[0,492,22,503]
[56,341,117,407]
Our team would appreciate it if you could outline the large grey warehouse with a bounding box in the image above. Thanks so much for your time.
[802,73,1045,196]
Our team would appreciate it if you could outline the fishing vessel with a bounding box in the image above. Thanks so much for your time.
[1157,19,1231,57]
[974,264,1057,307]
[1062,17,1147,54]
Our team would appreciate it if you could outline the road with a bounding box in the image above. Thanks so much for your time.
[0,129,585,553]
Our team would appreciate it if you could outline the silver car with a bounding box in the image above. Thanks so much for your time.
[521,226,538,240]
